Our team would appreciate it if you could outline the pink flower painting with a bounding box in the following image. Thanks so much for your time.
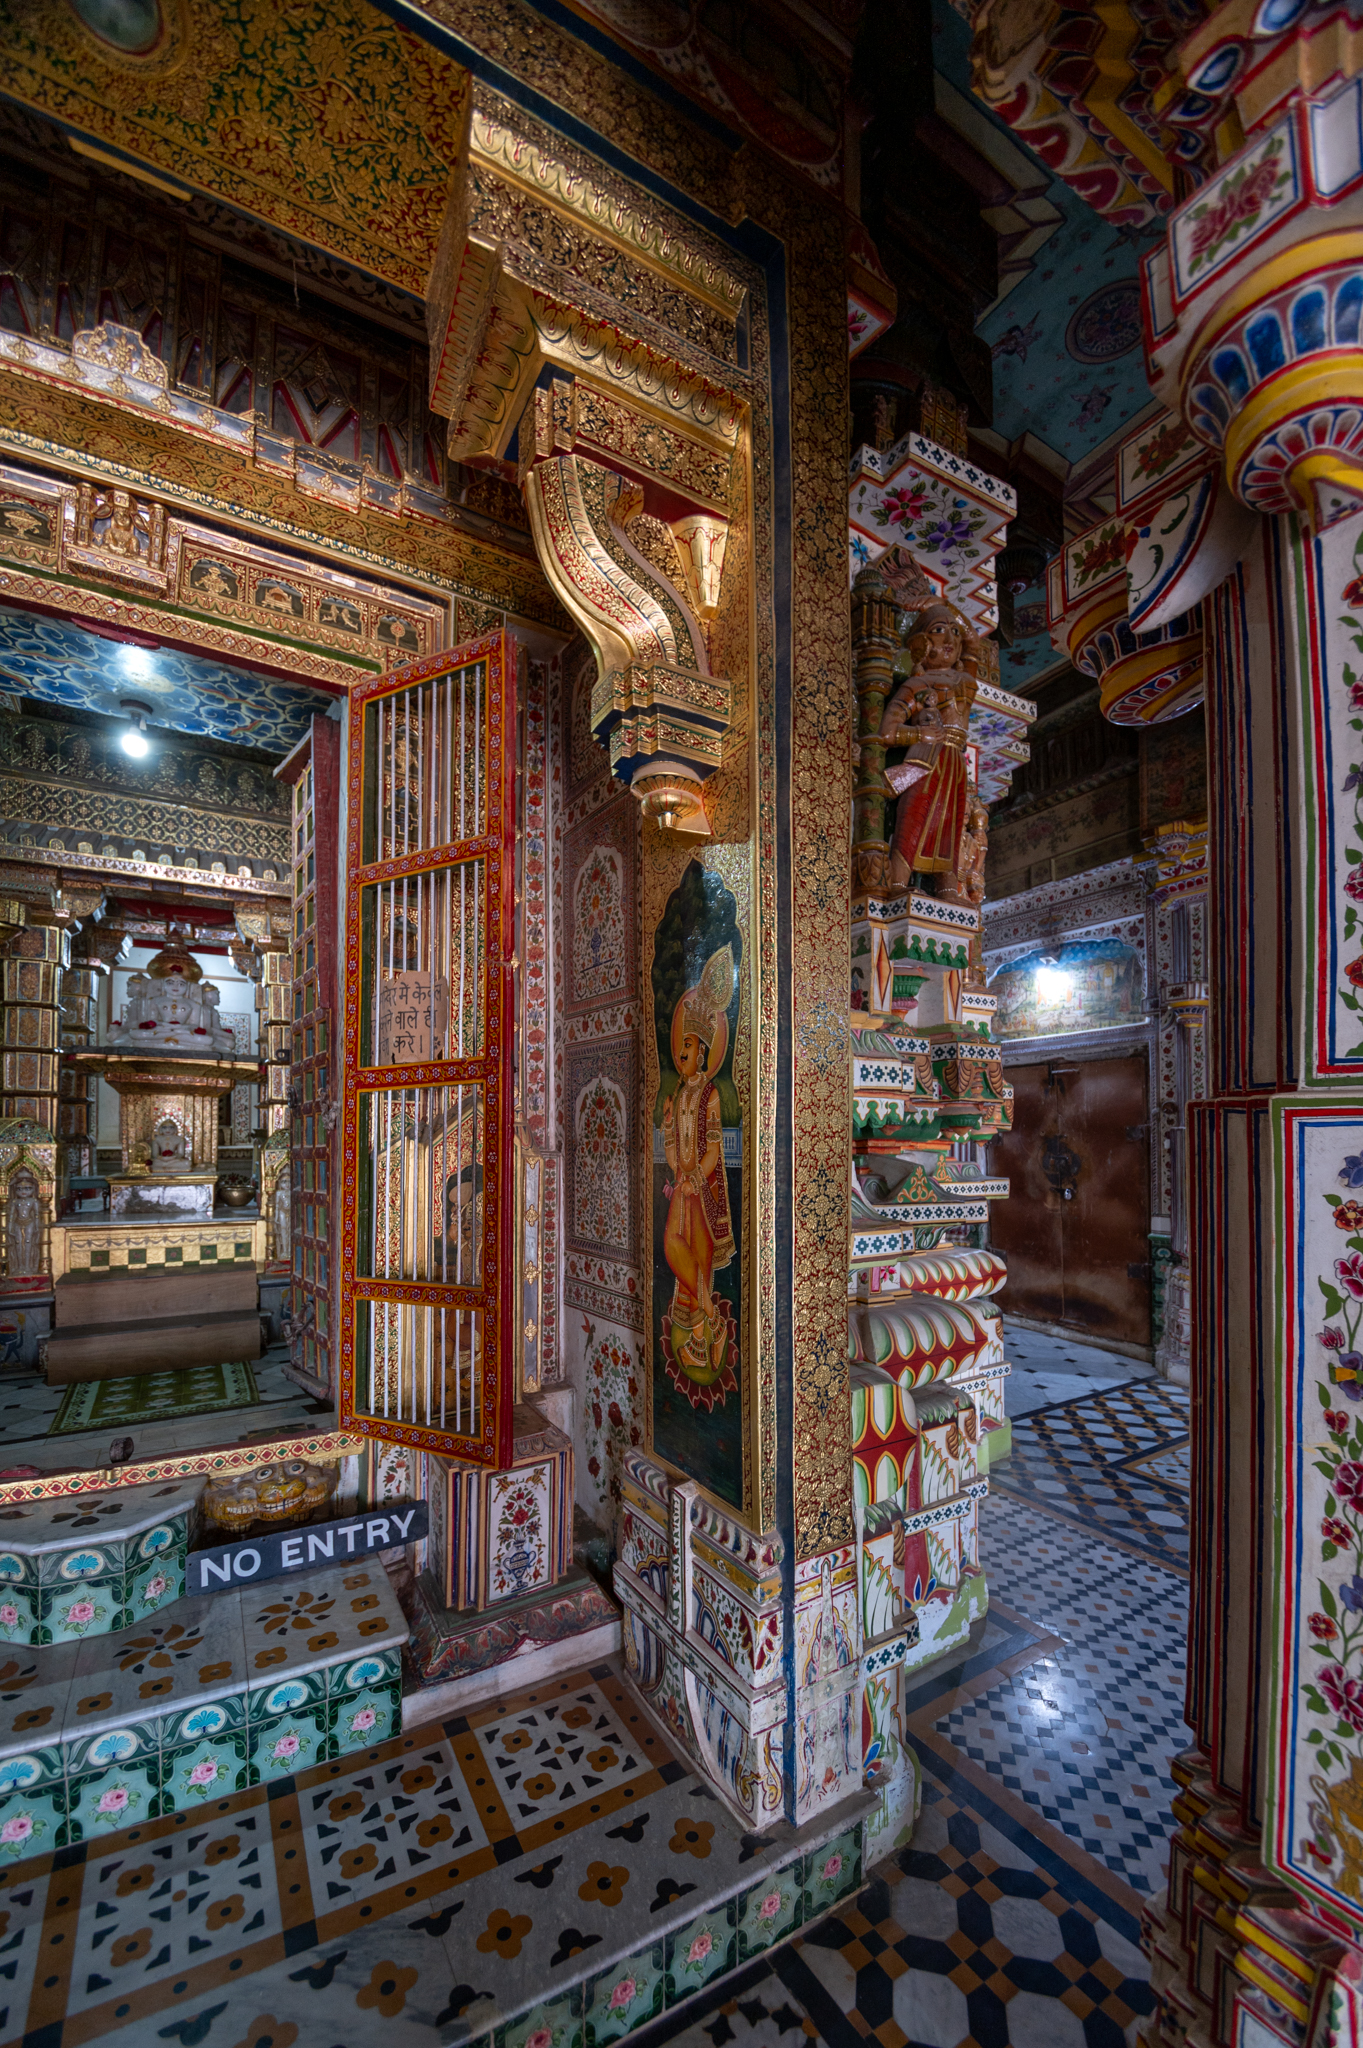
[187,1758,220,1789]
[607,1978,637,2012]
[271,1733,301,1763]
[1186,147,1286,274]
[350,1706,378,1735]
[756,1890,784,1922]
[97,1785,130,1816]
[1321,1662,1363,1733]
[687,1930,713,1967]
[0,1814,33,1844]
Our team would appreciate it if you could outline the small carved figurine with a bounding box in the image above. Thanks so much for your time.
[272,1165,292,1261]
[879,604,980,889]
[151,1118,189,1171]
[5,1169,42,1276]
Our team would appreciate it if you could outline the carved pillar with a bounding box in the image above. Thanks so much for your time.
[57,940,100,1179]
[1,917,67,1135]
[421,93,855,1835]
[54,894,110,1182]
[1142,822,1209,1388]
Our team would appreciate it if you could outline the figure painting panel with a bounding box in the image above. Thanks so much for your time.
[651,861,744,1509]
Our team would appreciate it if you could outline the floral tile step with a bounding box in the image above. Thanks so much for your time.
[0,1662,866,2047]
[0,1560,407,1849]
[0,1474,201,1646]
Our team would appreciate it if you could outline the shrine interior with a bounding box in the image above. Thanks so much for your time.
[0,1,1345,2045]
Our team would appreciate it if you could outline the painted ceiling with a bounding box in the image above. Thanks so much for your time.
[0,607,334,754]
[0,0,467,295]
[927,0,1166,692]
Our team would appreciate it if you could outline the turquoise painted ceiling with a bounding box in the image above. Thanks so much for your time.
[0,607,336,754]
[932,0,1158,470]
[931,0,1163,691]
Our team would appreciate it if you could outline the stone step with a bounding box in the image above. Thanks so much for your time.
[0,1473,202,1645]
[45,1311,262,1382]
[54,1267,257,1327]
[0,1557,407,1852]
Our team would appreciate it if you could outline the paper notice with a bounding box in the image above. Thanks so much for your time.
[378,972,449,1064]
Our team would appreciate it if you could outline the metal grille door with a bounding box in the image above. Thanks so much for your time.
[340,633,516,1466]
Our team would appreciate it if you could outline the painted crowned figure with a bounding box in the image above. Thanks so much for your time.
[662,944,736,1387]
[879,602,980,891]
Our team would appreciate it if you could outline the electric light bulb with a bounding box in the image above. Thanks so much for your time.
[121,726,149,757]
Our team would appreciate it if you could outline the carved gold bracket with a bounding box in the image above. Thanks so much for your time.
[521,385,730,833]
[424,101,745,832]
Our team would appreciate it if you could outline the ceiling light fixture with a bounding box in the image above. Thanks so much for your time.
[119,698,153,758]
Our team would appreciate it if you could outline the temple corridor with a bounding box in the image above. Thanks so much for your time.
[2,0,1348,2034]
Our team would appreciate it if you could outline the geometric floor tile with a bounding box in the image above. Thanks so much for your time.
[635,1779,1155,2048]
[627,1336,1188,2048]
[0,1333,1186,2048]
[0,1664,854,2048]
[987,1378,1191,1572]
[932,1496,1188,1897]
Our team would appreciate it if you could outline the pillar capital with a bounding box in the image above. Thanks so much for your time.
[1144,84,1363,529]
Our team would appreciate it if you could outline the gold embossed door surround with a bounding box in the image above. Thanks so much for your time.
[411,29,856,1833]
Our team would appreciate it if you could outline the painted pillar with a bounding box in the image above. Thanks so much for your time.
[846,558,1033,1858]
[1067,49,1363,2044]
[1144,824,1209,1385]
[420,90,859,1834]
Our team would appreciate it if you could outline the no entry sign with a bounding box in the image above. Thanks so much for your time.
[188,1502,429,1596]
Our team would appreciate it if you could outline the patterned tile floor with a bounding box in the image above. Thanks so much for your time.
[0,1340,326,1472]
[638,1329,1190,2048]
[987,1377,1190,1573]
[0,1330,1189,2047]
[1001,1327,1156,1419]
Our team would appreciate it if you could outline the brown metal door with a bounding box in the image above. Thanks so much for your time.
[989,1053,1151,1346]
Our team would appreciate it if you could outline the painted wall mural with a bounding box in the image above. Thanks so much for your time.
[579,1315,645,1520]
[988,938,1146,1040]
[651,861,744,1508]
[1318,526,1363,1071]
[573,1075,631,1255]
[572,846,628,1007]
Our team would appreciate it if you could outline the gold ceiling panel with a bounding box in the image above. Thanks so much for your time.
[0,0,470,295]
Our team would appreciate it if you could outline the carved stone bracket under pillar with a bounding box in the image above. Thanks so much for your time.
[520,385,732,835]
